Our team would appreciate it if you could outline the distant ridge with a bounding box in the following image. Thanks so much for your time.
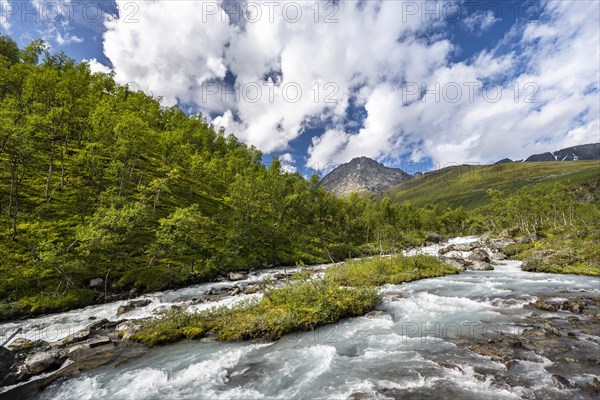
[523,143,599,162]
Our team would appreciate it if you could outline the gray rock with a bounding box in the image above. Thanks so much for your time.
[116,321,142,341]
[116,299,151,316]
[84,318,111,332]
[468,249,491,263]
[0,347,15,385]
[58,329,90,346]
[243,284,261,294]
[516,236,531,244]
[7,338,48,353]
[467,261,494,271]
[551,374,574,389]
[348,392,373,400]
[425,233,444,243]
[18,350,63,376]
[438,244,455,255]
[228,287,242,296]
[89,278,104,288]
[442,258,467,271]
[491,251,507,260]
[227,272,249,281]
[454,242,479,251]
[489,238,515,250]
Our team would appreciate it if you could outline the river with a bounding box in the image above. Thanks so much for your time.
[1,237,599,399]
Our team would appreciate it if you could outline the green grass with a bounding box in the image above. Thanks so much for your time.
[131,276,382,346]
[510,234,600,276]
[385,161,600,210]
[325,254,459,287]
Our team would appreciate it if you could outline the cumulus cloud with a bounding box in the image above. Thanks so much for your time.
[279,152,297,173]
[99,0,599,169]
[84,58,112,74]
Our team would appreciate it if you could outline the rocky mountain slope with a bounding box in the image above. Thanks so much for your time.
[320,157,411,196]
[524,143,599,162]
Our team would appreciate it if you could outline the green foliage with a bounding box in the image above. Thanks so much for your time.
[0,34,19,65]
[131,278,382,346]
[326,255,459,287]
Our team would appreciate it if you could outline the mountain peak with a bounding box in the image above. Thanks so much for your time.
[320,157,411,196]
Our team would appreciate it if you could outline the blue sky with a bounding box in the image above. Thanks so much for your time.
[2,1,598,176]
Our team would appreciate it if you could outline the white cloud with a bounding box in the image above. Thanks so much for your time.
[279,152,297,173]
[84,58,112,74]
[1,0,12,31]
[99,0,599,168]
[463,10,500,34]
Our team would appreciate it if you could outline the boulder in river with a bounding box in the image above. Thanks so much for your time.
[551,374,574,389]
[58,329,91,347]
[243,284,261,294]
[467,261,494,271]
[441,257,467,271]
[0,346,16,386]
[115,320,142,341]
[17,349,64,378]
[116,299,152,316]
[454,242,479,251]
[7,338,48,354]
[468,249,492,263]
[227,272,249,281]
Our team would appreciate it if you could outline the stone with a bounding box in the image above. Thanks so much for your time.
[491,251,507,260]
[348,392,372,400]
[6,338,48,354]
[468,249,491,263]
[438,244,455,255]
[489,238,515,250]
[551,374,574,389]
[425,233,444,243]
[116,320,142,341]
[243,284,261,294]
[441,258,466,271]
[89,278,104,288]
[228,287,242,296]
[59,329,91,346]
[532,250,555,258]
[18,350,63,376]
[227,272,249,281]
[438,361,463,372]
[84,318,111,332]
[468,261,494,271]
[116,299,151,316]
[87,336,111,348]
[0,347,15,385]
[516,236,531,244]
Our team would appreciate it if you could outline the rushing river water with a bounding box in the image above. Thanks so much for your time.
[1,237,599,399]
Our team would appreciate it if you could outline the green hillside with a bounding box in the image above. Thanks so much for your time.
[384,161,600,210]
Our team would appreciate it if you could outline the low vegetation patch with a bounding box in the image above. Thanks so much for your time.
[325,254,459,287]
[131,276,382,346]
[519,236,600,276]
